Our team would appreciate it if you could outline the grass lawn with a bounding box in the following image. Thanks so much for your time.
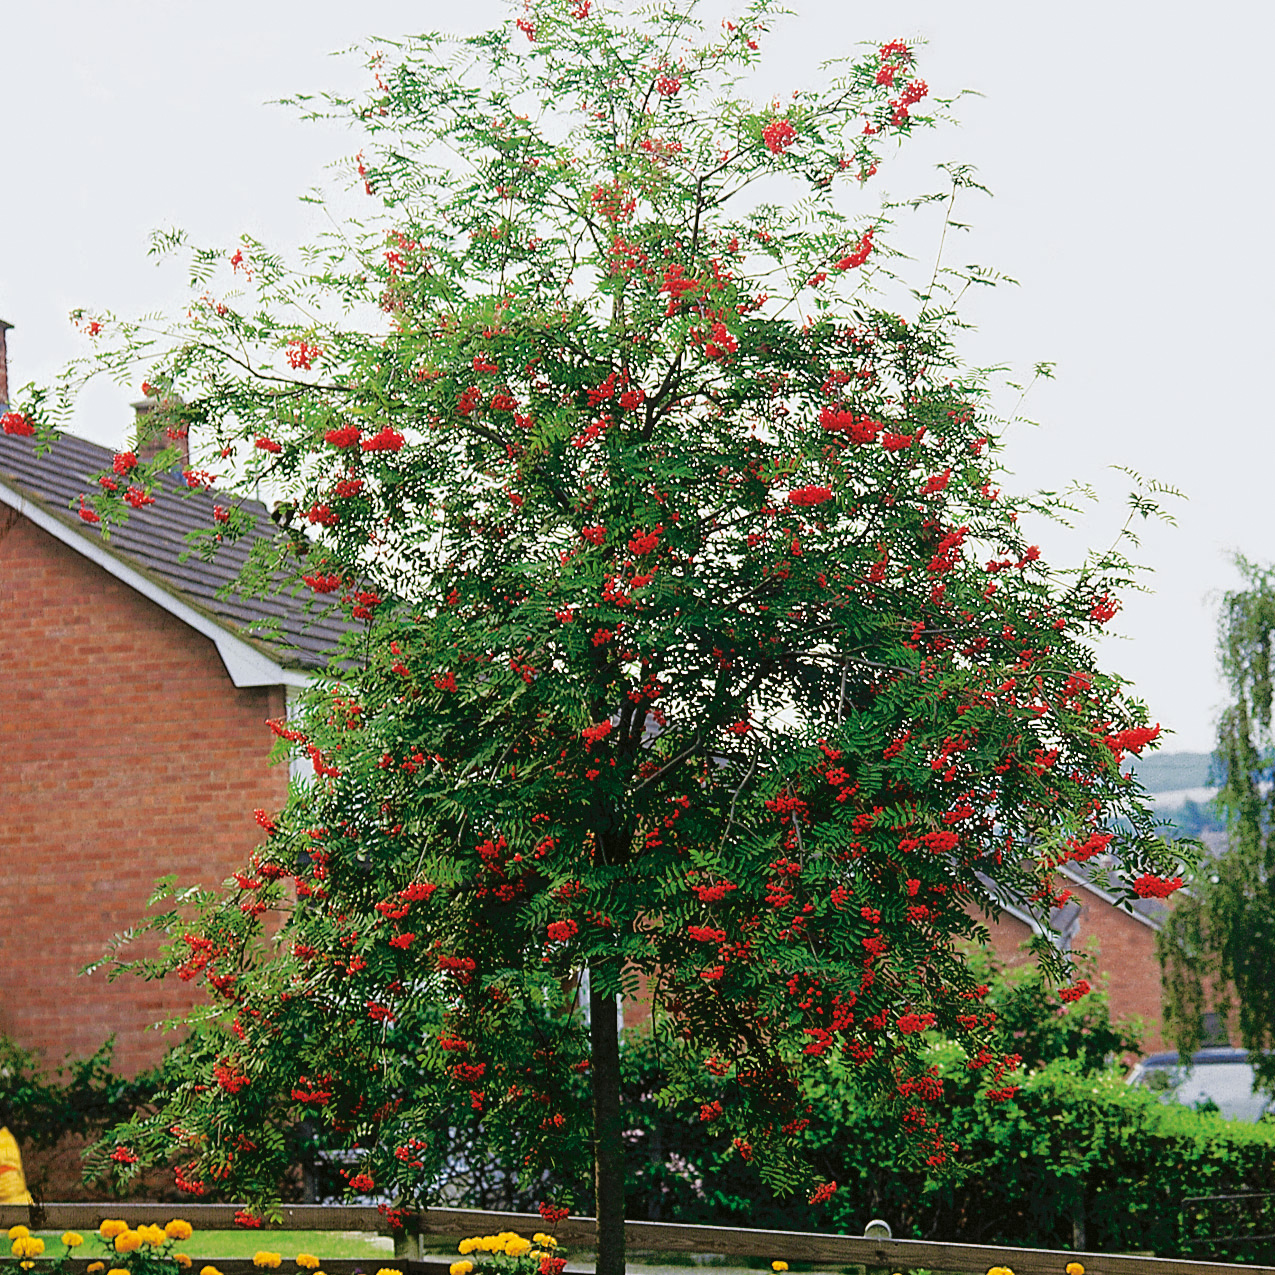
[174,1231,396,1261]
[28,1233,395,1262]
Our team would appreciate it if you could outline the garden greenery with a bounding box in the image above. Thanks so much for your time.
[1161,557,1275,1085]
[11,1,1188,1269]
[0,1036,158,1155]
[615,955,1275,1257]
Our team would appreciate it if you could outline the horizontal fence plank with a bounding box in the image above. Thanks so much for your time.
[3,1205,1275,1275]
[412,1208,1275,1275]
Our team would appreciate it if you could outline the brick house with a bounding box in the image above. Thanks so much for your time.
[979,865,1172,1052]
[0,351,348,1078]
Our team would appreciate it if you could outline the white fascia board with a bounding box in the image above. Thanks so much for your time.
[0,477,310,690]
[1056,863,1164,932]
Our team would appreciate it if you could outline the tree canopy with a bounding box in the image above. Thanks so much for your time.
[11,2,1187,1268]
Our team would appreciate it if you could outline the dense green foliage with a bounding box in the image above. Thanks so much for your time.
[870,1062,1275,1256]
[1161,558,1275,1080]
[615,958,1275,1257]
[0,1034,159,1151]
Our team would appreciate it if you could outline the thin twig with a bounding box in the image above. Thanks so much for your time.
[719,746,760,851]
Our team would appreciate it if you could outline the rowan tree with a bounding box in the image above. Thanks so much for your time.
[15,2,1186,1269]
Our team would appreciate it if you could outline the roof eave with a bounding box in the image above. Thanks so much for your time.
[0,475,311,690]
[1056,863,1165,932]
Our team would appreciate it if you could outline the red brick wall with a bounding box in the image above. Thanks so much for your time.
[979,909,1038,967]
[976,894,1167,1053]
[0,513,289,1077]
[1069,891,1166,1052]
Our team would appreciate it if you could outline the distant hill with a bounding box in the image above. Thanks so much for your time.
[1122,752,1226,839]
[1126,751,1215,793]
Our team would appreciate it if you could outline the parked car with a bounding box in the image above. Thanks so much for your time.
[1127,1047,1272,1121]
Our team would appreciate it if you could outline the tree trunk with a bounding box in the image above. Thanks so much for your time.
[590,974,626,1275]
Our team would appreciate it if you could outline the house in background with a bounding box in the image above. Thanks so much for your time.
[0,328,349,1079]
[980,868,1172,1052]
[978,753,1229,1054]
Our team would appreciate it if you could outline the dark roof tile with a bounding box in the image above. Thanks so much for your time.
[0,430,355,670]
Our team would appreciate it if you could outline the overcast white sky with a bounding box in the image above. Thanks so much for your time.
[3,0,1271,753]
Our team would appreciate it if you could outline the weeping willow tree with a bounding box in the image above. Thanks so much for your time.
[1160,557,1275,1083]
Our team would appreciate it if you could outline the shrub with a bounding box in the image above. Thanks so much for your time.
[0,1036,159,1151]
[619,955,1275,1257]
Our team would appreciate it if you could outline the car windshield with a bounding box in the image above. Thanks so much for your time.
[1138,1060,1270,1122]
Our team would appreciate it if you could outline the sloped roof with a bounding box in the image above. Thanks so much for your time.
[1058,860,1169,930]
[976,857,1167,952]
[0,430,353,686]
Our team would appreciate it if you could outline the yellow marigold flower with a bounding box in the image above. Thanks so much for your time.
[252,1252,283,1270]
[141,1225,169,1247]
[63,1232,85,1248]
[166,1220,194,1242]
[87,1263,106,1273]
[12,1237,45,1259]
[296,1255,321,1270]
[773,1264,789,1272]
[200,1266,223,1275]
[457,1239,477,1256]
[505,1239,531,1258]
[375,1268,401,1275]
[175,1255,193,1268]
[8,1227,30,1241]
[115,1230,144,1254]
[532,1235,557,1248]
[450,1262,474,1275]
[1066,1265,1085,1275]
[100,1221,129,1241]
[21,1263,36,1272]
[109,1268,131,1275]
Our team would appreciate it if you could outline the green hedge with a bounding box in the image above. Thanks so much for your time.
[619,956,1275,1258]
[0,1035,159,1149]
[816,1056,1275,1255]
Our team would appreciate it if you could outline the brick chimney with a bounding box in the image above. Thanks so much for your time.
[0,319,12,408]
[132,396,189,467]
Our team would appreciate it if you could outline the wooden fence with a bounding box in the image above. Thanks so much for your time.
[2,1205,1273,1275]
